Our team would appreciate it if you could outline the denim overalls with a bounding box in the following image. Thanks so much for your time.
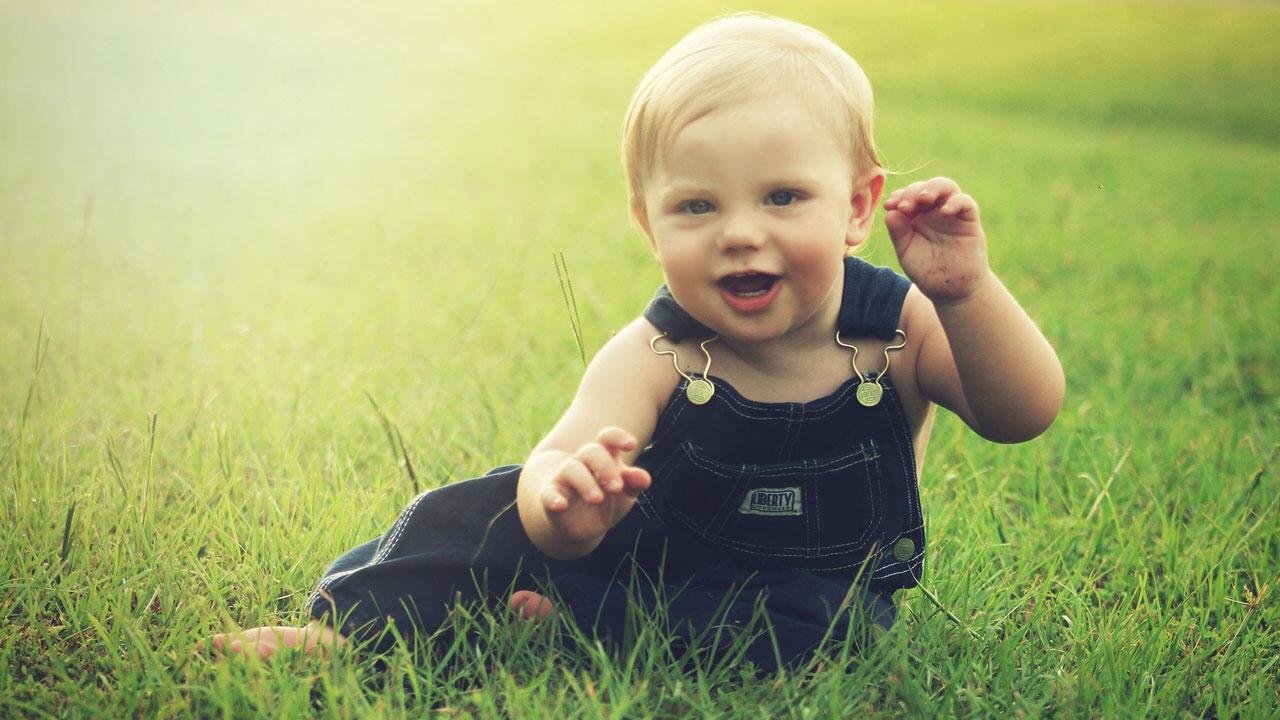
[307,257,924,672]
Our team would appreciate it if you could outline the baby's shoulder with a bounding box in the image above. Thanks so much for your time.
[584,316,684,413]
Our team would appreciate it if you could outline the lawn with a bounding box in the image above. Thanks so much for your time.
[1,0,1277,717]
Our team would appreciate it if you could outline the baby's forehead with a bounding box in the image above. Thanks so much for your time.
[673,94,837,145]
[647,95,852,182]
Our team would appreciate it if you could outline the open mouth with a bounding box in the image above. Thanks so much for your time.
[718,272,778,297]
[718,272,781,312]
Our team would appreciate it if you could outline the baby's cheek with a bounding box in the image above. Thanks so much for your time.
[788,242,844,289]
[657,243,703,281]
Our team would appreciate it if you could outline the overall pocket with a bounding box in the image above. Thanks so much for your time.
[648,439,884,568]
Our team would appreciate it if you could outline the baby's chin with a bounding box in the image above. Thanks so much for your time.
[707,305,841,348]
[699,315,798,346]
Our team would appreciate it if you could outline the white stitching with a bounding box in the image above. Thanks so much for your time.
[373,488,435,564]
[680,439,878,477]
[809,458,819,553]
[689,373,863,421]
[305,486,437,612]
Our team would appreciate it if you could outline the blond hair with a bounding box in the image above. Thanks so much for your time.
[622,12,881,213]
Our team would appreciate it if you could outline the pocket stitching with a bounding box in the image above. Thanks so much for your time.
[662,440,885,555]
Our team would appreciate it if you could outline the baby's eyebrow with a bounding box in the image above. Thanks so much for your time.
[658,185,711,204]
[759,176,821,190]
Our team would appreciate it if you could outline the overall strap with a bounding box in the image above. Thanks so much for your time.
[642,286,711,343]
[837,256,912,340]
[642,256,911,343]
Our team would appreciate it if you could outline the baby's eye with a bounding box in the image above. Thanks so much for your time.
[766,190,798,206]
[682,199,714,215]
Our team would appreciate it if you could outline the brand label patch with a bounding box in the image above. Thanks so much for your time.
[738,487,802,516]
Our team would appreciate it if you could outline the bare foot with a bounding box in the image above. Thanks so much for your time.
[510,590,555,621]
[207,621,346,660]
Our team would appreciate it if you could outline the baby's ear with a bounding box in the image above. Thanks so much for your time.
[846,171,885,249]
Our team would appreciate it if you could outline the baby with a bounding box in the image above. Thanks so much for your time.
[212,12,1063,670]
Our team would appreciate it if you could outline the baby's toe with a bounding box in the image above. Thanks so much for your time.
[254,639,277,661]
[510,590,555,621]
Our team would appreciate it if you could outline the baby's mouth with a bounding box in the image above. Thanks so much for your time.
[718,272,779,297]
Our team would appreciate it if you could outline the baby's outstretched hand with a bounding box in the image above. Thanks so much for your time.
[883,177,991,305]
[539,427,651,546]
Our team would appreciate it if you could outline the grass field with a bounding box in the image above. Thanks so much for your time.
[2,0,1278,716]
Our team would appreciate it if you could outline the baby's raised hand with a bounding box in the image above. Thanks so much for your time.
[883,177,991,305]
[540,427,651,546]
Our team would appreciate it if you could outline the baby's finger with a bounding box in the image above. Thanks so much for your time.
[540,482,571,513]
[923,177,961,199]
[914,179,960,212]
[595,427,638,457]
[939,192,978,220]
[619,466,651,497]
[556,459,605,505]
[894,181,929,212]
[884,208,913,245]
[575,442,623,493]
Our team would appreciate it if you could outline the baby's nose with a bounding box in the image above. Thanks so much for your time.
[717,212,766,251]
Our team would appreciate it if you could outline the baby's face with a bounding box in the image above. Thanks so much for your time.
[637,94,868,345]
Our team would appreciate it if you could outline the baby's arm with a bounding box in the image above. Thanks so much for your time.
[885,177,1064,442]
[517,318,669,559]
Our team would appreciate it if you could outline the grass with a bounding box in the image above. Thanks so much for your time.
[2,0,1278,716]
